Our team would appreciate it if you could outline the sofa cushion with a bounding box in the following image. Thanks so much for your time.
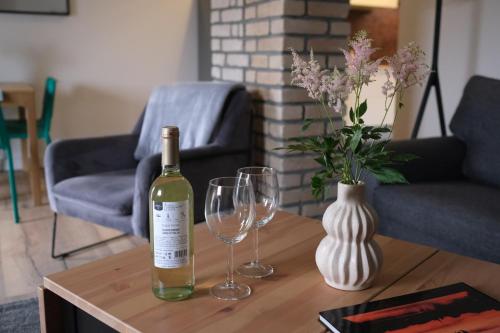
[373,181,500,264]
[450,75,500,187]
[53,169,135,216]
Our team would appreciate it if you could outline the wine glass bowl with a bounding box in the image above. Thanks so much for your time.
[205,177,255,300]
[236,167,279,278]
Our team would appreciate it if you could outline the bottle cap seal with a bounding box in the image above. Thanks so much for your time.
[162,126,179,138]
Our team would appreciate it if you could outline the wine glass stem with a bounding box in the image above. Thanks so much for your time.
[253,225,260,265]
[226,243,234,286]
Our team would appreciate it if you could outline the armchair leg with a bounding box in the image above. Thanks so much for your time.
[51,213,127,259]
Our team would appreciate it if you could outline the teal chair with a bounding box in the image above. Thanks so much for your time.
[6,77,57,145]
[0,106,20,223]
[0,77,57,223]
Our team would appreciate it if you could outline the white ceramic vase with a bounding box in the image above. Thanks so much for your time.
[315,182,382,291]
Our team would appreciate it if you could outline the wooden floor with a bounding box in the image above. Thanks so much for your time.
[0,171,147,305]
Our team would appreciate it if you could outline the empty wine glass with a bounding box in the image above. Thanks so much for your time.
[236,167,279,278]
[205,177,255,300]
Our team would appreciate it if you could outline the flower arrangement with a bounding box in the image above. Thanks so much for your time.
[282,31,429,198]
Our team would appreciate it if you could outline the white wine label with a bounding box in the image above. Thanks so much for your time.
[153,200,190,269]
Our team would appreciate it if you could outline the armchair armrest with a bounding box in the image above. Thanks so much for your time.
[131,144,250,237]
[180,143,248,160]
[362,136,466,203]
[44,134,139,195]
[182,145,249,223]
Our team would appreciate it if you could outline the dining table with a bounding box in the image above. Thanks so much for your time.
[0,82,42,206]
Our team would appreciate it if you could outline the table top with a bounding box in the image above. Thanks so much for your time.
[43,211,498,333]
[0,83,34,93]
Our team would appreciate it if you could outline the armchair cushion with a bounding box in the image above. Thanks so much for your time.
[134,82,244,160]
[45,134,139,211]
[450,75,500,187]
[53,169,135,216]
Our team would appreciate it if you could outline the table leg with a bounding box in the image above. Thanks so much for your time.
[38,286,115,333]
[19,108,30,172]
[21,140,29,172]
[25,94,42,206]
[38,286,65,333]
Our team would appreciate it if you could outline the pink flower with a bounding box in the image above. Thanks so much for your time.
[384,42,430,96]
[321,68,351,113]
[290,31,429,116]
[341,31,381,87]
[381,69,396,97]
[291,49,327,101]
[291,49,352,113]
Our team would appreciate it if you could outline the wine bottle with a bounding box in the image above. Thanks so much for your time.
[149,126,194,301]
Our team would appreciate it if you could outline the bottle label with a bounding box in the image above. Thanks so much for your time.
[153,200,190,269]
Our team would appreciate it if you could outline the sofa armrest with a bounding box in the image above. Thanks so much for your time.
[131,144,250,238]
[362,136,466,203]
[45,134,139,210]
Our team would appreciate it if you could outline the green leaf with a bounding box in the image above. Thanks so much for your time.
[370,167,408,184]
[358,100,368,118]
[341,127,353,135]
[311,174,325,199]
[350,127,362,152]
[283,144,308,152]
[372,127,391,133]
[361,126,374,134]
[302,118,313,131]
[322,136,338,150]
[314,156,327,167]
[349,107,355,123]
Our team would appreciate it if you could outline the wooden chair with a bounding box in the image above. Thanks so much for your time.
[0,106,20,223]
[6,77,57,145]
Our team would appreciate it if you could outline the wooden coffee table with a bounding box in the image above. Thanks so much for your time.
[38,211,500,333]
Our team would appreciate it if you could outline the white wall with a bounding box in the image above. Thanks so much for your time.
[0,0,198,168]
[394,0,500,139]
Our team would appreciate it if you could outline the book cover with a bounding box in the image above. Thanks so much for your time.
[319,283,500,333]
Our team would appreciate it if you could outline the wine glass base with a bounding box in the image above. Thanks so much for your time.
[210,282,251,301]
[237,262,274,278]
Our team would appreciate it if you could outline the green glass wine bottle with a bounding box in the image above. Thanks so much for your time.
[149,126,194,301]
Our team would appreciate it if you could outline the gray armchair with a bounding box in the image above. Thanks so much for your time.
[45,83,251,258]
[363,75,500,264]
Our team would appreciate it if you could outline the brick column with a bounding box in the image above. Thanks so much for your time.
[210,0,350,217]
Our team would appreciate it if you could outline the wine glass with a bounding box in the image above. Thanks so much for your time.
[236,167,279,278]
[205,177,255,300]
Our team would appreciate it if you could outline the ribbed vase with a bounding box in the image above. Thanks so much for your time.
[315,182,382,291]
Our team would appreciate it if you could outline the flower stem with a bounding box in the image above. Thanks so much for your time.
[320,99,336,132]
[388,90,405,140]
[380,81,400,127]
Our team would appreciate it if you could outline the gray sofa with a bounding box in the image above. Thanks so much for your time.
[364,75,500,264]
[45,83,251,248]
